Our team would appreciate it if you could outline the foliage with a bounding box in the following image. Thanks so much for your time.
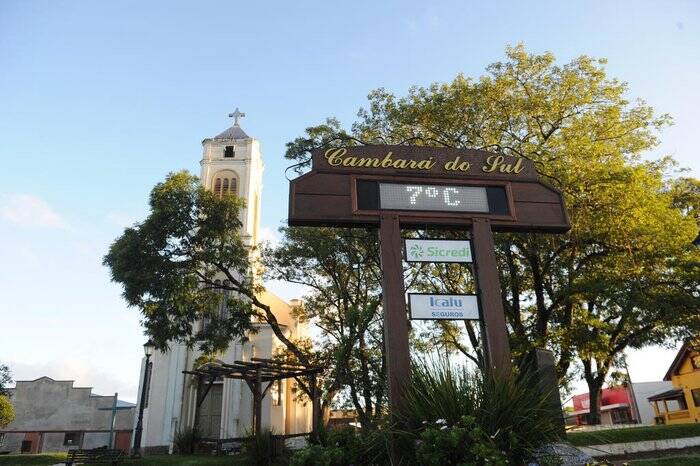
[415,416,507,466]
[290,427,390,466]
[103,171,313,391]
[172,426,201,455]
[291,359,560,465]
[242,428,286,466]
[284,44,700,423]
[264,227,393,427]
[0,454,253,465]
[399,359,561,464]
[0,364,12,397]
[0,395,14,428]
[567,422,700,446]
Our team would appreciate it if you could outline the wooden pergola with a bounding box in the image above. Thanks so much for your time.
[183,358,323,439]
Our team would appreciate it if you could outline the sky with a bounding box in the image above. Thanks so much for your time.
[0,1,698,402]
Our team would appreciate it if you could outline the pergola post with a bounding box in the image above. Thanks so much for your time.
[310,373,320,442]
[254,369,262,437]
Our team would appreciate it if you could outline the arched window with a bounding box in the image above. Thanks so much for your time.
[212,171,239,198]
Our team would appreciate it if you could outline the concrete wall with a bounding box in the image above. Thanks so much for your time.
[633,381,673,424]
[4,377,134,432]
[0,377,134,453]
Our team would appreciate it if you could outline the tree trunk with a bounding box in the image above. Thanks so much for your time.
[586,379,604,425]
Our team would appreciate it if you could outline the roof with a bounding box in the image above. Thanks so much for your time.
[213,124,249,140]
[648,388,684,402]
[567,403,630,417]
[663,341,697,380]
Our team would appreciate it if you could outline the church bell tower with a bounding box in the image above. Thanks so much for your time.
[200,108,263,246]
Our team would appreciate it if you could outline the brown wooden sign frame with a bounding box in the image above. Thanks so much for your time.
[287,145,570,429]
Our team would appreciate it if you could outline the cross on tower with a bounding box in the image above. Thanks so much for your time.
[228,107,246,126]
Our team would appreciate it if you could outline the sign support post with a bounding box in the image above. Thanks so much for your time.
[379,213,412,418]
[471,218,512,377]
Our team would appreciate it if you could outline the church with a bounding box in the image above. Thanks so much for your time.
[134,111,313,454]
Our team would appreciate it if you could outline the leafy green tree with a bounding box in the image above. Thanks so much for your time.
[285,45,700,423]
[0,395,14,428]
[264,227,387,428]
[104,171,312,369]
[0,364,11,398]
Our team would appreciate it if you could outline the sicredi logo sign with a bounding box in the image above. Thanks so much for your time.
[408,294,479,320]
[404,239,472,263]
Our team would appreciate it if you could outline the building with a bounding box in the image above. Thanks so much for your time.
[0,377,134,454]
[568,381,672,426]
[648,341,700,424]
[134,112,312,454]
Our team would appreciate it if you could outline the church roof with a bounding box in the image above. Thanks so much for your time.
[213,124,249,140]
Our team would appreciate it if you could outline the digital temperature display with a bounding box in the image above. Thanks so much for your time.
[356,180,509,215]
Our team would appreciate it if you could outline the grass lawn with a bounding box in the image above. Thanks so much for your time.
[0,454,254,465]
[631,455,700,465]
[567,423,700,446]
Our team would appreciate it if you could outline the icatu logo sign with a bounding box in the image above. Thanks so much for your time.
[409,294,479,320]
[404,239,472,263]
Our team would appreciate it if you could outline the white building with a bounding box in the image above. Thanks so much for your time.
[134,112,312,454]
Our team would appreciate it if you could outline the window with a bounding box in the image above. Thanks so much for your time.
[212,172,238,198]
[224,146,235,158]
[63,432,83,446]
[692,388,700,407]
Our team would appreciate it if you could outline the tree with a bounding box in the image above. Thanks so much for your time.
[285,45,700,423]
[104,171,315,394]
[264,227,388,428]
[0,395,13,429]
[0,364,12,398]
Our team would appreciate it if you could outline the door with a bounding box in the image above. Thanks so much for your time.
[196,384,223,439]
[114,431,131,452]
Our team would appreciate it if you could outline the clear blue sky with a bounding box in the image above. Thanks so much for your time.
[1,1,698,401]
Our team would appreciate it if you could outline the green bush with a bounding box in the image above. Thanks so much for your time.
[172,426,201,455]
[399,359,561,464]
[243,427,286,466]
[290,426,391,466]
[415,416,507,465]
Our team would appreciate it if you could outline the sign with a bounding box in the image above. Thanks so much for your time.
[288,144,571,442]
[408,294,479,320]
[321,147,531,178]
[404,239,472,263]
[288,145,569,231]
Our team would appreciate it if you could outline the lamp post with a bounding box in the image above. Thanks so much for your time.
[132,341,154,456]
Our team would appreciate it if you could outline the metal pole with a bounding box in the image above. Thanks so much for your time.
[109,392,117,448]
[132,354,151,455]
[470,218,512,377]
[623,353,642,423]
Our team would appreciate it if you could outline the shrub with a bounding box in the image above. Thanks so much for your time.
[172,425,200,455]
[243,427,286,465]
[416,416,507,466]
[0,396,14,429]
[290,426,391,466]
[398,359,561,464]
[291,359,560,465]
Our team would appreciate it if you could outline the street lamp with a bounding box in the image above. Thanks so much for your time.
[132,340,154,456]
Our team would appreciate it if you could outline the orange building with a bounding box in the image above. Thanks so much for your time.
[648,341,700,424]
